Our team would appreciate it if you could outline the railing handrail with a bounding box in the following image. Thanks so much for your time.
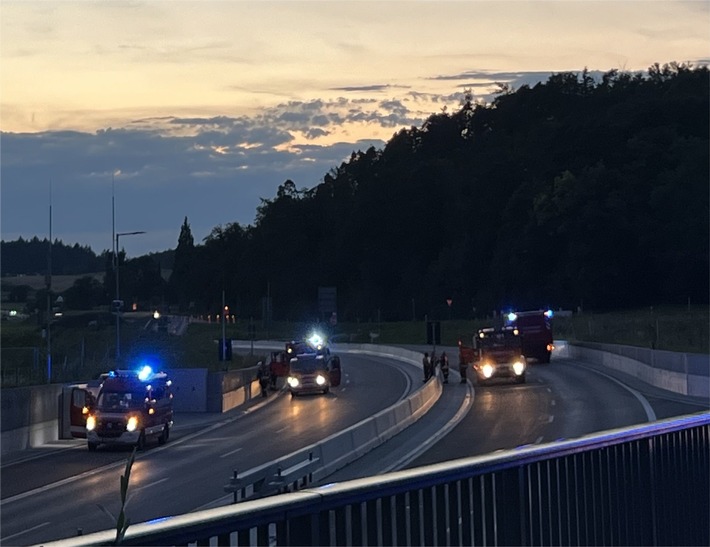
[43,411,710,546]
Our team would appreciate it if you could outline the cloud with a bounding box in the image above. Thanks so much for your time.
[1,71,563,255]
[0,96,402,255]
[330,84,410,92]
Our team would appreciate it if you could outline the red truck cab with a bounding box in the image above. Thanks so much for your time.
[504,310,554,363]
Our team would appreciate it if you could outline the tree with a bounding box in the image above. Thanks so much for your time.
[169,217,195,311]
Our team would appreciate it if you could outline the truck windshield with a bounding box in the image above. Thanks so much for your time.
[290,358,323,374]
[512,315,546,328]
[97,391,145,411]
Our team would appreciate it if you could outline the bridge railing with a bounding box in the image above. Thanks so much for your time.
[46,411,709,547]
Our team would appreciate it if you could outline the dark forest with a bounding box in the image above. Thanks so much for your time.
[3,63,708,321]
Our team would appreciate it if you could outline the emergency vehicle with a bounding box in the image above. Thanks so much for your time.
[268,350,290,378]
[85,365,173,451]
[459,327,527,385]
[286,332,329,357]
[65,378,104,439]
[287,353,341,396]
[504,310,555,363]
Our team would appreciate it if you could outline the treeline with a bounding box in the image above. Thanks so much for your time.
[169,63,709,321]
[5,63,708,321]
[1,237,107,276]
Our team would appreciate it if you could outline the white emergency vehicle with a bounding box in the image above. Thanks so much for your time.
[85,365,173,451]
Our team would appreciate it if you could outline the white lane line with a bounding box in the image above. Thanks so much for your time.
[220,447,243,459]
[578,364,657,422]
[551,399,556,406]
[2,521,51,542]
[132,477,169,493]
[380,383,475,473]
[548,415,554,423]
[535,436,544,444]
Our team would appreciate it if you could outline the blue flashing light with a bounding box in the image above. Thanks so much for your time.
[137,365,153,382]
[545,309,554,319]
[507,312,517,322]
[108,370,116,378]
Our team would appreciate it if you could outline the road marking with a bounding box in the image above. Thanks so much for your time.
[577,364,657,422]
[535,436,544,444]
[220,447,243,458]
[2,521,50,542]
[132,477,169,493]
[551,399,556,406]
[548,415,554,423]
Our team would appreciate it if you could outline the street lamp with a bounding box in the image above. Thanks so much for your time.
[115,230,146,363]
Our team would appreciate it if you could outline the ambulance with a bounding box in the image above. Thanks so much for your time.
[85,365,173,451]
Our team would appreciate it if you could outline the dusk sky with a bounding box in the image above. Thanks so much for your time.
[2,1,708,257]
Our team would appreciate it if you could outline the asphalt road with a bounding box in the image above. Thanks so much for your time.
[0,352,420,546]
[1,348,707,546]
[406,355,708,468]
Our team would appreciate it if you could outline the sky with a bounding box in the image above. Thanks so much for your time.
[2,0,709,258]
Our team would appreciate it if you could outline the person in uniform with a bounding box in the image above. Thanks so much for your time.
[422,352,431,382]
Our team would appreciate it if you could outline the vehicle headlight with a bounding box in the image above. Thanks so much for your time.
[86,415,96,431]
[316,374,326,386]
[126,416,139,432]
[482,363,494,378]
[288,376,300,388]
[513,361,525,375]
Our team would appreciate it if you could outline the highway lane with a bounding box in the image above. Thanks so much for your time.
[1,353,420,546]
[406,355,708,468]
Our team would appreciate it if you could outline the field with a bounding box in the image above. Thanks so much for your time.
[1,306,707,388]
[1,273,104,293]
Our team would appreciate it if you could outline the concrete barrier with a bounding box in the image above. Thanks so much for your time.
[220,343,443,498]
[563,341,709,399]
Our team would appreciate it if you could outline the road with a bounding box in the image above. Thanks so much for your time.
[0,352,419,546]
[1,348,707,545]
[406,355,708,467]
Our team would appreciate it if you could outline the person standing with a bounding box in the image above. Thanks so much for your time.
[440,351,449,383]
[257,361,270,397]
[459,355,468,384]
[422,352,431,382]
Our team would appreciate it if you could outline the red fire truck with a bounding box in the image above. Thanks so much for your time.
[458,327,527,385]
[504,310,555,363]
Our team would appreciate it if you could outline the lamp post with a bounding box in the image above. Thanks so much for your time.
[115,230,146,363]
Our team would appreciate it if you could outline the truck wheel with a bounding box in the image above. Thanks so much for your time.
[158,424,170,445]
[88,442,98,452]
[516,374,527,384]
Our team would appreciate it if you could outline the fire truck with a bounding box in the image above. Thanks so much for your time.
[85,365,173,451]
[286,332,329,358]
[504,310,554,363]
[287,353,342,396]
[458,327,527,385]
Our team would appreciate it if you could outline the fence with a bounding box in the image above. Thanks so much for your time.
[46,412,709,547]
[0,347,42,386]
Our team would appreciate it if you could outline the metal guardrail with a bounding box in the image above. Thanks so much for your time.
[45,412,710,547]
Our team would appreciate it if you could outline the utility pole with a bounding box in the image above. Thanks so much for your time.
[114,230,146,362]
[222,289,227,361]
[46,180,52,383]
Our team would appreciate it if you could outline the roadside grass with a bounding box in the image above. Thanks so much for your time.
[1,306,707,387]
